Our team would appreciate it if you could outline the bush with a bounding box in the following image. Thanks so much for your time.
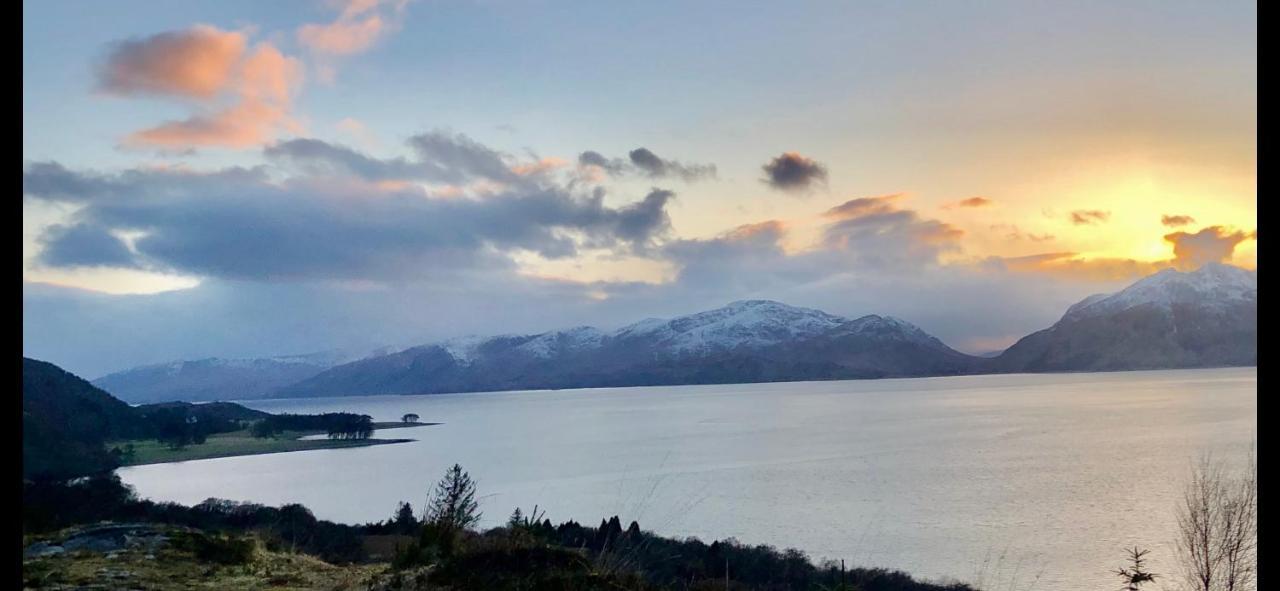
[170,530,256,565]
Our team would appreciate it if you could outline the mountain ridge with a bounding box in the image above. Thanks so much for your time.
[90,264,1256,402]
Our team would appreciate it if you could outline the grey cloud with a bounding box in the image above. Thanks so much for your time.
[37,224,139,269]
[24,157,675,281]
[578,150,615,170]
[407,131,523,184]
[266,131,535,185]
[612,188,674,246]
[627,148,716,181]
[263,138,420,181]
[577,148,716,182]
[761,152,828,192]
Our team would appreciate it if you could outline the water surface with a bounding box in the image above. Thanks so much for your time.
[118,368,1256,590]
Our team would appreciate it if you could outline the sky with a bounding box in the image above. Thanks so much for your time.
[23,0,1257,378]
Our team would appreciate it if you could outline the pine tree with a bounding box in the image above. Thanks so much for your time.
[425,464,481,532]
[1116,547,1158,591]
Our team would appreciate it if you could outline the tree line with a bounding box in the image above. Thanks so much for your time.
[249,412,374,440]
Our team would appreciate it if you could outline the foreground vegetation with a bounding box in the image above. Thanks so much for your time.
[22,469,973,591]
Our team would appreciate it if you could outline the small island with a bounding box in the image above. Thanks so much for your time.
[104,401,439,467]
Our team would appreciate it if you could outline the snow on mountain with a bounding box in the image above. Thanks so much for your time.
[835,314,937,344]
[439,335,490,364]
[994,263,1257,372]
[612,300,848,354]
[516,326,606,358]
[432,300,857,361]
[1062,263,1256,322]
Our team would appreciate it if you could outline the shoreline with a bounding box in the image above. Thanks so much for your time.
[112,422,440,467]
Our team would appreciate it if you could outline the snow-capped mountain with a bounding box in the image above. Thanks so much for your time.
[276,300,975,398]
[611,300,846,354]
[993,263,1257,372]
[98,264,1257,402]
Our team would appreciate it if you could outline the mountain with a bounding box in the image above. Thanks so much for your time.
[92,348,392,404]
[991,263,1257,372]
[278,300,979,397]
[23,357,151,480]
[92,264,1258,401]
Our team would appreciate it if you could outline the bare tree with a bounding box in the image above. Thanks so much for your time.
[1175,446,1257,591]
[1218,447,1257,591]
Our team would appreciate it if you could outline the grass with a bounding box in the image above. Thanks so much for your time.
[109,422,437,467]
[23,528,384,591]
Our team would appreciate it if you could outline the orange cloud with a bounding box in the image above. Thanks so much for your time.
[957,196,992,208]
[510,157,568,177]
[822,193,903,220]
[723,220,787,242]
[993,252,1167,282]
[1163,226,1251,270]
[1161,214,1196,227]
[298,14,385,55]
[1069,210,1110,225]
[123,41,303,149]
[297,0,406,59]
[97,25,247,99]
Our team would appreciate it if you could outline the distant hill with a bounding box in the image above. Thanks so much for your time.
[134,401,270,422]
[22,358,273,481]
[92,349,392,404]
[991,263,1257,372]
[22,358,151,480]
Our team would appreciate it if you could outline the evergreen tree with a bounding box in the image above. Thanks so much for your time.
[391,501,417,534]
[425,464,480,532]
[1116,547,1158,591]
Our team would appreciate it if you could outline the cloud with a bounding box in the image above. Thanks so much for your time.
[264,137,417,180]
[1161,214,1196,227]
[296,0,408,82]
[96,25,247,99]
[24,136,676,281]
[822,194,902,220]
[761,152,828,192]
[298,13,386,56]
[627,148,716,181]
[23,169,1143,379]
[989,223,1053,242]
[575,148,716,182]
[102,26,305,150]
[957,197,992,208]
[987,224,1258,280]
[820,195,963,268]
[407,131,525,184]
[1069,210,1110,225]
[986,252,1167,282]
[36,224,138,269]
[267,132,563,186]
[1163,226,1251,270]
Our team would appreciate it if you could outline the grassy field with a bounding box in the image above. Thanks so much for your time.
[110,422,437,467]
